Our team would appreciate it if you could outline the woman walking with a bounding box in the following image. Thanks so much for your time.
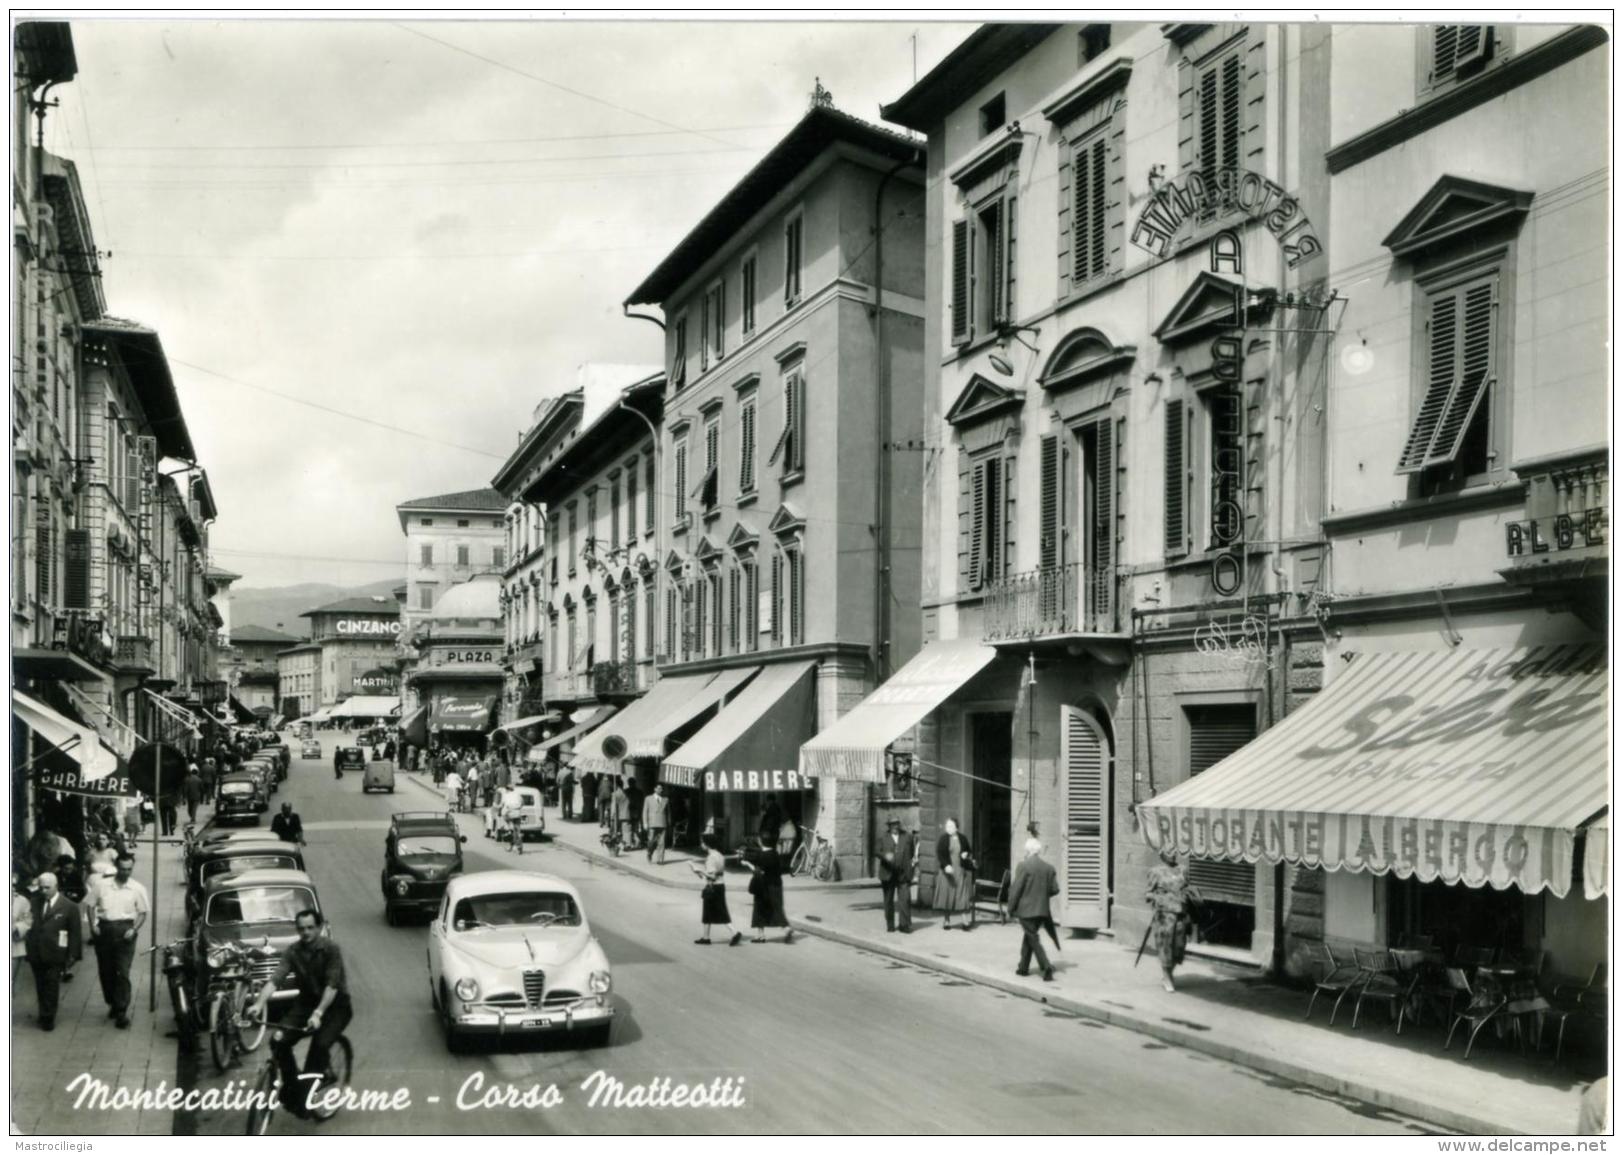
[11,872,33,993]
[1147,848,1198,992]
[740,837,793,944]
[688,834,742,947]
[933,817,977,931]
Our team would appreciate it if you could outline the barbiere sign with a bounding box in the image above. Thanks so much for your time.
[1131,167,1321,267]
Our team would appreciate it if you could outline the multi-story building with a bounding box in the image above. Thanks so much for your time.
[300,596,402,710]
[277,642,322,721]
[605,103,926,872]
[396,488,509,629]
[492,395,560,732]
[404,573,505,750]
[225,624,300,718]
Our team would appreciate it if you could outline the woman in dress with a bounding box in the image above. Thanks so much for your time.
[688,834,742,946]
[11,871,32,992]
[1147,847,1198,992]
[933,817,977,931]
[740,836,793,944]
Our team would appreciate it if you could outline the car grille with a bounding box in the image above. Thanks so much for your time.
[250,956,281,986]
[542,988,581,1007]
[523,969,545,1008]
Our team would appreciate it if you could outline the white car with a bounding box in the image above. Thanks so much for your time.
[427,871,614,1050]
[483,786,546,842]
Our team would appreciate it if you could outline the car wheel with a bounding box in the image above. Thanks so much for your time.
[439,984,467,1054]
[385,905,396,926]
[580,1022,613,1049]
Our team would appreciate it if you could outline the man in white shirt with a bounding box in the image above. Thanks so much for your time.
[444,767,465,812]
[89,853,148,1028]
[500,785,526,854]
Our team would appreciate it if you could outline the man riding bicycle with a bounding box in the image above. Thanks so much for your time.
[250,908,352,1120]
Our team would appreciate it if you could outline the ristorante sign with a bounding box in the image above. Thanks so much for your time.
[1131,167,1321,267]
[333,618,401,637]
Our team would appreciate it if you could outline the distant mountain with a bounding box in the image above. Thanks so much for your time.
[229,578,400,637]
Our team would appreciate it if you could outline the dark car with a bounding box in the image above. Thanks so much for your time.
[215,773,265,823]
[334,747,366,774]
[186,839,305,923]
[240,760,276,799]
[258,737,291,780]
[192,868,322,1009]
[381,811,466,926]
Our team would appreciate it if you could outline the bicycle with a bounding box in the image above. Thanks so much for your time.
[205,941,276,1072]
[789,828,840,882]
[243,1016,354,1134]
[142,938,197,1041]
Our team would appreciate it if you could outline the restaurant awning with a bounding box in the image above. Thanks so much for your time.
[13,690,123,785]
[431,694,497,733]
[528,704,618,762]
[661,660,817,792]
[328,696,402,719]
[1584,815,1608,901]
[572,668,758,772]
[1137,645,1608,898]
[799,639,1000,783]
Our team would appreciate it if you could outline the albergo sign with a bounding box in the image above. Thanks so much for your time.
[1131,167,1321,266]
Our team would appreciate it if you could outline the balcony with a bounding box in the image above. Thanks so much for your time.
[114,634,156,675]
[982,563,1117,642]
[541,669,592,704]
[591,659,639,697]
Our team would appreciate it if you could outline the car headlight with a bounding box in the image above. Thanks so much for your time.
[454,977,480,1003]
[589,970,612,995]
[207,947,231,969]
[394,878,412,896]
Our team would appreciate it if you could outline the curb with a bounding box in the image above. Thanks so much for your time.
[405,770,1522,1135]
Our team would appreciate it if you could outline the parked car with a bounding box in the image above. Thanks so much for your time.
[258,737,291,779]
[240,760,276,798]
[299,739,322,759]
[428,871,613,1050]
[190,826,281,867]
[186,839,306,924]
[482,785,546,842]
[381,812,465,925]
[357,726,389,748]
[192,868,322,1010]
[215,773,265,823]
[334,747,366,774]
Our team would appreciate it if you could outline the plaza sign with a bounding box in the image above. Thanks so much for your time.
[1131,167,1321,267]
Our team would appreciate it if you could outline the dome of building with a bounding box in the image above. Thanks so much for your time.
[430,572,502,624]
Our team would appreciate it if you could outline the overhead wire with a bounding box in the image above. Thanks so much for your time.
[88,144,758,171]
[82,121,793,152]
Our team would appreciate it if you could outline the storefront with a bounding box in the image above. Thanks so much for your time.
[1137,644,1608,979]
[524,704,617,791]
[426,689,499,750]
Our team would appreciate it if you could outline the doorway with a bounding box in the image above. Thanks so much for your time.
[969,712,1013,884]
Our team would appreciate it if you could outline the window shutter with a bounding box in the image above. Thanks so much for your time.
[1432,24,1460,77]
[745,561,759,650]
[1039,435,1059,574]
[982,457,1002,584]
[63,528,89,609]
[610,479,620,549]
[1061,705,1111,929]
[35,511,51,605]
[728,567,739,652]
[1220,54,1242,171]
[706,421,719,474]
[699,293,710,372]
[1089,137,1107,279]
[1072,140,1091,284]
[674,440,687,519]
[1428,279,1496,466]
[770,553,783,644]
[1198,66,1220,186]
[789,552,803,645]
[645,455,656,532]
[626,462,637,542]
[1185,704,1258,905]
[968,458,987,590]
[670,316,686,387]
[1453,26,1492,71]
[1091,418,1114,620]
[951,219,970,343]
[717,280,726,357]
[1164,399,1187,556]
[983,200,1003,325]
[739,401,756,491]
[1002,194,1017,326]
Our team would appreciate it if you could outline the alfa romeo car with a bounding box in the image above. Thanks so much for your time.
[427,871,613,1050]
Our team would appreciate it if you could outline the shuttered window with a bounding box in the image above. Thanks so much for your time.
[727,566,740,653]
[625,460,638,543]
[567,504,578,574]
[1087,419,1114,620]
[1184,704,1258,906]
[743,560,759,652]
[63,528,89,610]
[739,397,757,493]
[1003,195,1017,326]
[609,476,620,549]
[784,214,803,306]
[1197,48,1244,199]
[710,571,724,655]
[769,552,783,645]
[787,549,804,645]
[1072,133,1109,285]
[1165,399,1188,557]
[770,366,805,476]
[741,255,757,336]
[1398,273,1497,474]
[1061,705,1111,928]
[664,586,677,660]
[1430,25,1492,86]
[950,219,971,344]
[673,438,688,522]
[967,454,1003,591]
[643,583,655,659]
[670,313,687,389]
[644,455,656,533]
[681,581,694,661]
[694,578,707,659]
[1039,436,1060,618]
[566,607,578,670]
[35,508,51,606]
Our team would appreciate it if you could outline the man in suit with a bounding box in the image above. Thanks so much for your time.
[876,817,918,933]
[1008,837,1060,982]
[25,872,82,1031]
[642,784,670,865]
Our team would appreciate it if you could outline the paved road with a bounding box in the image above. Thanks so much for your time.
[184,738,1435,1136]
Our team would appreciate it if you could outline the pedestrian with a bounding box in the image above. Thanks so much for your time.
[1008,838,1059,982]
[11,872,33,993]
[499,783,526,854]
[271,801,306,846]
[138,793,156,835]
[89,852,148,1028]
[759,794,783,849]
[740,836,793,943]
[86,832,118,873]
[559,766,576,821]
[597,773,614,832]
[688,835,742,947]
[200,757,217,799]
[933,817,977,931]
[624,776,644,846]
[579,771,596,824]
[642,784,670,865]
[876,817,917,933]
[181,766,206,825]
[383,738,397,763]
[444,765,464,812]
[610,778,632,854]
[24,872,80,1031]
[465,763,481,812]
[1147,847,1198,993]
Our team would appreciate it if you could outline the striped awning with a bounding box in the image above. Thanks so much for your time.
[527,705,618,762]
[661,661,817,791]
[1584,815,1608,901]
[13,690,123,784]
[799,640,999,783]
[1138,645,1608,898]
[571,668,758,772]
[328,696,402,719]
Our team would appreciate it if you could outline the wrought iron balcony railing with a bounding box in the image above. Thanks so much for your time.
[591,659,638,696]
[981,563,1115,641]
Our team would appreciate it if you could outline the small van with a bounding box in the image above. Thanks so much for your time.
[363,758,395,793]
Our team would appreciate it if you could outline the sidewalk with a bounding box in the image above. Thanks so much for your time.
[407,771,1592,1136]
[11,832,192,1136]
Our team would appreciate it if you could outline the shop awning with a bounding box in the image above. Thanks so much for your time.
[13,690,123,785]
[660,660,818,792]
[304,706,334,723]
[328,696,402,719]
[1138,645,1608,898]
[572,668,758,771]
[399,704,429,748]
[528,705,618,762]
[227,696,257,724]
[1584,815,1608,901]
[431,694,498,733]
[498,711,564,734]
[799,640,1000,783]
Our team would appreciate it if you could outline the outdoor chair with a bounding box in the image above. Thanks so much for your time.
[1443,967,1508,1060]
[1552,962,1607,1005]
[1351,948,1421,1033]
[1305,942,1365,1027]
[1395,932,1436,952]
[973,869,1010,925]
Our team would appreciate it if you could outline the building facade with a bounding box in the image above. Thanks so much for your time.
[301,596,403,709]
[406,573,505,750]
[396,488,509,629]
[618,104,927,873]
[277,642,322,721]
[226,624,300,717]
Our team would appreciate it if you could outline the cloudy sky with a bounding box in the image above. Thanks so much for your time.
[50,17,975,588]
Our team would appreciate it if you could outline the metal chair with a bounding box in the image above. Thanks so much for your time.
[1444,967,1507,1059]
[1306,942,1365,1026]
[1352,948,1421,1033]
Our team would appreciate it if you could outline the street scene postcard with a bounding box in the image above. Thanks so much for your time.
[6,11,1613,1145]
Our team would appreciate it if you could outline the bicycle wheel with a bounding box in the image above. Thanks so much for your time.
[308,1036,355,1122]
[236,985,267,1053]
[813,847,839,883]
[209,992,240,1074]
[788,843,810,876]
[245,1058,277,1135]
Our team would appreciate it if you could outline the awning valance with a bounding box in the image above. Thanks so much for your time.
[430,694,497,733]
[528,705,617,762]
[1584,815,1608,901]
[328,696,402,719]
[13,690,125,787]
[799,640,1000,783]
[662,661,817,791]
[1138,645,1608,898]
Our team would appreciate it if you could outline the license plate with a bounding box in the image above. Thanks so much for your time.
[523,1015,552,1029]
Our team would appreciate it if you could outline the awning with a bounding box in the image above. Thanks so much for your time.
[499,711,564,734]
[1584,815,1608,901]
[12,647,107,682]
[328,696,402,719]
[399,704,429,749]
[304,706,334,723]
[662,661,817,792]
[13,690,124,786]
[227,696,257,724]
[528,705,618,762]
[1138,645,1608,898]
[799,639,1000,783]
[572,668,757,771]
[431,694,497,733]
